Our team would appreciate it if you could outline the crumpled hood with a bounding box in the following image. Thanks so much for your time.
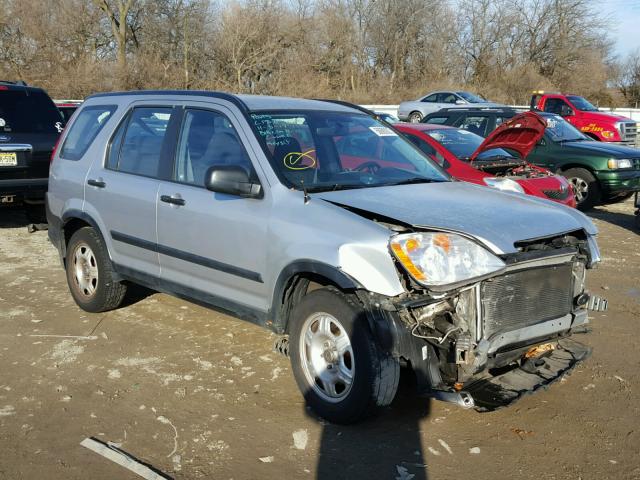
[470,111,546,162]
[316,182,596,254]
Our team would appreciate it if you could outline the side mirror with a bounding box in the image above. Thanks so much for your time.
[560,105,574,117]
[455,99,465,105]
[205,165,262,198]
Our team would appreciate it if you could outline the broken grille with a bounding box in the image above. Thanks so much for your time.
[480,264,574,338]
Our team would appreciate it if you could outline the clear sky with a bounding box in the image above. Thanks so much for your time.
[601,0,640,58]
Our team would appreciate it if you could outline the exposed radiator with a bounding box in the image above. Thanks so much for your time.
[480,264,574,338]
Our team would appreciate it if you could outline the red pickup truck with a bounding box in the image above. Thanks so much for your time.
[531,91,637,146]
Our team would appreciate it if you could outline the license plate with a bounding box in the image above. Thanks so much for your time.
[0,152,17,166]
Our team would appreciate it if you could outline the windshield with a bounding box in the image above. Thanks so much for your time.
[456,92,487,103]
[543,114,589,142]
[0,90,63,134]
[566,95,599,112]
[424,128,513,160]
[249,111,449,191]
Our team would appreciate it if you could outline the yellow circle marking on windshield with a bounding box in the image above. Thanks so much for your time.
[284,149,316,170]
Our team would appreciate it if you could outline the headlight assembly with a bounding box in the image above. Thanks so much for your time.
[390,232,505,287]
[607,158,632,169]
[482,177,525,194]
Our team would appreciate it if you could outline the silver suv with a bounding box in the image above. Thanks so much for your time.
[47,91,603,424]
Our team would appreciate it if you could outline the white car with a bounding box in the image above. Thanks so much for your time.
[398,91,501,123]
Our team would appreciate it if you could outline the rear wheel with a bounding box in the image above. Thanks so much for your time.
[564,168,600,211]
[289,287,399,424]
[66,227,127,312]
[408,111,423,123]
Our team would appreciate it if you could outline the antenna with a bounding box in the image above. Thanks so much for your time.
[300,179,310,204]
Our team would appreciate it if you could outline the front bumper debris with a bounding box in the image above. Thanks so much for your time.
[463,338,591,412]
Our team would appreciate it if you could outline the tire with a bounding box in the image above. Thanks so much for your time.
[289,287,400,424]
[563,167,600,211]
[65,227,127,313]
[408,111,423,123]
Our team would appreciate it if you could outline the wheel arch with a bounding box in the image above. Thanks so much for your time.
[60,210,111,266]
[270,261,363,334]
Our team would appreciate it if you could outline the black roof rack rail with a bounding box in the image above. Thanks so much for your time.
[86,90,250,113]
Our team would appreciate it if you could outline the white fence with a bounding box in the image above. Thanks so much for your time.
[361,104,640,122]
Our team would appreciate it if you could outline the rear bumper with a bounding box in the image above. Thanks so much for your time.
[0,178,48,197]
[597,170,640,194]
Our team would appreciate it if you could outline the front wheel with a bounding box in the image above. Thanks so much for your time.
[408,111,423,123]
[564,167,600,211]
[289,288,400,424]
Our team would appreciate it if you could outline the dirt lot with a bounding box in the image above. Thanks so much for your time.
[0,200,638,480]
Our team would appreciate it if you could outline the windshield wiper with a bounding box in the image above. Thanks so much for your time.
[384,177,442,186]
[305,183,370,193]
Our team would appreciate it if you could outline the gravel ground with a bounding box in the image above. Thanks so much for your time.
[0,199,638,480]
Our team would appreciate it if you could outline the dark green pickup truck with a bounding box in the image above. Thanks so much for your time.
[423,108,640,210]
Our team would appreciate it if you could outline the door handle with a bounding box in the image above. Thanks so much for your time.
[160,194,186,206]
[87,178,106,188]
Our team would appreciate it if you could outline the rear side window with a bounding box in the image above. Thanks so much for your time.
[60,105,116,160]
[107,107,173,177]
[456,115,490,137]
[0,89,63,134]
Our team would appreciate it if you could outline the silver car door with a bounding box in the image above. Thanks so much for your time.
[156,105,271,314]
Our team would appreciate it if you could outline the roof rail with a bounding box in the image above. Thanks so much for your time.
[86,90,250,113]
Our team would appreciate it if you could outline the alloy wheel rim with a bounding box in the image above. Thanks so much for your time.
[299,312,355,403]
[569,177,588,203]
[72,242,99,297]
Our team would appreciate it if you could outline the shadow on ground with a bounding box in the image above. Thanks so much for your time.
[314,370,431,480]
[0,206,30,229]
[588,203,639,234]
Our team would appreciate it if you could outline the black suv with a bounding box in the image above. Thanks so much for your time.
[0,81,63,220]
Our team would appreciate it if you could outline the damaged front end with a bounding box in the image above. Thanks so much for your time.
[360,228,606,411]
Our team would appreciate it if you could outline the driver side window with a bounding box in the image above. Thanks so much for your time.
[174,109,254,187]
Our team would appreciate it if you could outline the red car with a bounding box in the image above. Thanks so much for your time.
[396,112,576,208]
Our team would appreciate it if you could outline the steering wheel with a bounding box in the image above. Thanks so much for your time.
[354,161,381,174]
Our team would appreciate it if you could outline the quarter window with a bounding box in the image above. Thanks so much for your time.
[174,109,254,186]
[60,105,116,160]
[108,107,173,177]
